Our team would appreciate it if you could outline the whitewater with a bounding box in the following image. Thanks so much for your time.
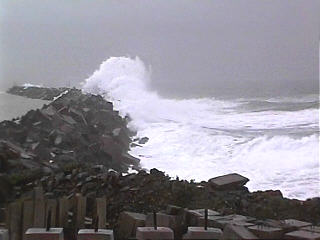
[82,56,319,200]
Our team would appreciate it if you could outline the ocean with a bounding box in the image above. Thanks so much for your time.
[82,56,319,200]
[0,56,318,200]
[0,91,49,122]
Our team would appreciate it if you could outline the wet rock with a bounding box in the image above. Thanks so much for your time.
[121,153,140,166]
[112,128,131,150]
[138,137,149,144]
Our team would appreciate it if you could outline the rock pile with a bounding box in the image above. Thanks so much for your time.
[0,88,139,205]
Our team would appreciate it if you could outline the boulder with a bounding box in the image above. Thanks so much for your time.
[208,173,249,190]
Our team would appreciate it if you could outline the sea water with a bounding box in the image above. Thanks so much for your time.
[0,91,49,122]
[82,56,319,200]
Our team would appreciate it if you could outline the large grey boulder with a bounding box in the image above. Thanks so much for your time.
[208,173,249,190]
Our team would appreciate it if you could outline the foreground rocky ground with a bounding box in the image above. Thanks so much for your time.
[0,86,319,239]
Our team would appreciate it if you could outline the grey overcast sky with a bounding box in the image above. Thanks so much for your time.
[0,0,319,98]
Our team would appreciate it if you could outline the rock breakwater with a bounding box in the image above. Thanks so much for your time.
[1,85,319,232]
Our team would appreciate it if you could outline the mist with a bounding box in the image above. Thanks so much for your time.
[0,0,319,98]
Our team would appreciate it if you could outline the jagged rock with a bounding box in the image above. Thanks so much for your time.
[112,128,131,150]
[138,137,149,144]
[121,153,140,166]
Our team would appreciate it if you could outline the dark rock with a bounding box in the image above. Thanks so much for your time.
[121,153,140,166]
[112,128,131,150]
[150,168,165,177]
[138,137,149,144]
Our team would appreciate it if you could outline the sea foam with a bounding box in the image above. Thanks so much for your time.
[82,56,319,200]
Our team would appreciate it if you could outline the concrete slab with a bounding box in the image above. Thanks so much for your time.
[77,229,114,240]
[136,227,174,240]
[302,226,320,234]
[0,229,9,240]
[197,215,225,228]
[284,230,320,240]
[188,209,220,217]
[198,214,252,229]
[248,225,284,239]
[182,227,222,239]
[209,173,249,190]
[284,219,312,228]
[221,224,259,240]
[25,228,63,240]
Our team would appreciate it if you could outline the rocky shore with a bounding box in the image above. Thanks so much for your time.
[1,85,319,239]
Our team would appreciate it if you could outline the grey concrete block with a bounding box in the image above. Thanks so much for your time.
[78,229,114,240]
[209,173,249,190]
[136,227,173,240]
[221,224,258,240]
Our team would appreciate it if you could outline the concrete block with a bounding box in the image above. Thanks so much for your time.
[182,227,222,239]
[0,229,9,240]
[198,214,253,229]
[96,198,106,229]
[248,225,284,239]
[117,211,146,240]
[188,209,220,217]
[165,205,183,215]
[58,197,69,227]
[184,209,218,227]
[146,213,182,239]
[46,199,57,227]
[0,209,5,223]
[284,219,312,229]
[136,227,173,240]
[302,226,320,234]
[25,228,63,240]
[197,215,225,228]
[257,219,296,234]
[9,201,22,240]
[209,173,249,190]
[77,229,114,240]
[221,224,259,240]
[22,201,34,240]
[76,194,87,228]
[146,213,177,228]
[284,230,320,240]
